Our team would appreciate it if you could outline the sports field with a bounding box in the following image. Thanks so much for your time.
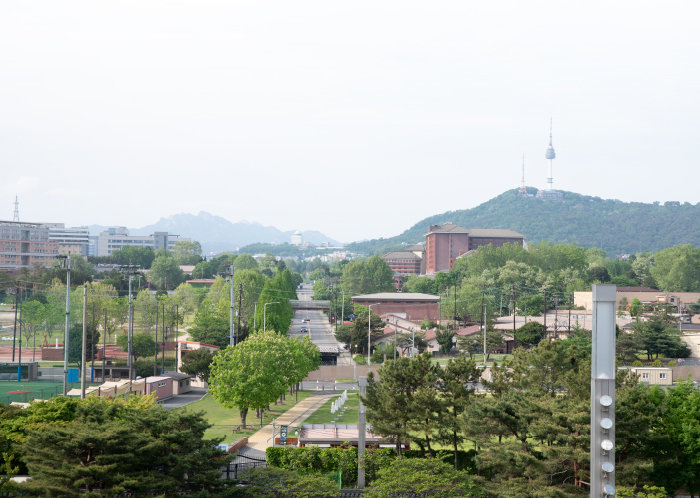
[0,381,83,404]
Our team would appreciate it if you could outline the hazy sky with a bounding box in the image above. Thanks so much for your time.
[1,1,698,243]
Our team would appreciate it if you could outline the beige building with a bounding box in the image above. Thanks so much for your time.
[623,367,673,386]
[574,288,700,312]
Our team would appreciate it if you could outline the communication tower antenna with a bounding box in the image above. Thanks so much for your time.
[545,118,556,190]
[12,195,19,222]
[519,154,527,194]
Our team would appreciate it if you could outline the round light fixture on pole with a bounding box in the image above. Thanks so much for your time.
[600,395,613,407]
[601,439,614,451]
[602,462,614,473]
[600,418,613,430]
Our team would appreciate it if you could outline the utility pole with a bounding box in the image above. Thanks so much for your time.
[341,291,345,326]
[226,265,235,346]
[119,265,140,383]
[554,295,559,340]
[81,285,87,399]
[481,291,487,364]
[60,255,72,396]
[569,292,573,335]
[543,289,547,339]
[253,302,258,330]
[175,305,179,373]
[11,285,19,361]
[161,302,165,374]
[512,285,516,339]
[453,283,457,331]
[17,296,23,381]
[357,376,367,489]
[103,310,107,382]
[393,319,397,361]
[236,283,243,345]
[154,303,159,376]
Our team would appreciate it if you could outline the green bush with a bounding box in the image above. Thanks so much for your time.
[238,467,341,497]
[266,446,395,487]
[632,360,643,367]
[353,354,366,365]
[652,359,663,367]
[667,360,677,367]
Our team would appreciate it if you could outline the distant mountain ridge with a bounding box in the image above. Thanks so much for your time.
[346,189,700,256]
[89,212,340,254]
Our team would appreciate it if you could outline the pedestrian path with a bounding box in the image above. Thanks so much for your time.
[245,392,336,451]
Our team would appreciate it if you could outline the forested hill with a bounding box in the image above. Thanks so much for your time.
[347,189,700,257]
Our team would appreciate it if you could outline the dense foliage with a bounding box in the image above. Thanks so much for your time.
[347,188,700,257]
[363,345,700,496]
[0,396,229,495]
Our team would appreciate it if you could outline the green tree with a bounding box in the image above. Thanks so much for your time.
[436,356,480,469]
[364,354,439,455]
[67,323,100,369]
[17,397,228,495]
[172,240,203,265]
[239,467,340,497]
[514,321,546,347]
[209,331,316,428]
[650,244,700,292]
[148,255,185,290]
[365,457,484,497]
[234,253,258,271]
[116,333,156,361]
[188,302,230,348]
[180,348,216,383]
[335,309,384,355]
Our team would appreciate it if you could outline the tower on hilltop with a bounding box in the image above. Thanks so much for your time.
[545,118,556,190]
[537,119,563,201]
[518,154,529,196]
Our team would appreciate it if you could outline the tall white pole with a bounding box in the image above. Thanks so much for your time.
[62,256,71,395]
[590,284,616,497]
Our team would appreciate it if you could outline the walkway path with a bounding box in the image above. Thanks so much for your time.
[244,392,336,451]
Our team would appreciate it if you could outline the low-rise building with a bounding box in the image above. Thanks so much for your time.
[352,293,440,322]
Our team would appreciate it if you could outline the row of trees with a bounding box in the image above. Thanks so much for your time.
[209,330,320,427]
[364,341,700,496]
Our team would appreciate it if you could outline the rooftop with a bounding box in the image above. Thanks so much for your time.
[382,251,421,260]
[353,292,440,301]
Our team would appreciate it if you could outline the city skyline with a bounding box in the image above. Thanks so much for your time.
[2,1,699,242]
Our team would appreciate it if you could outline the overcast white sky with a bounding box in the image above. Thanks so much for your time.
[1,1,698,243]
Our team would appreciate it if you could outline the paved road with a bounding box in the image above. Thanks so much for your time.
[160,388,207,410]
[244,392,336,451]
[290,284,353,364]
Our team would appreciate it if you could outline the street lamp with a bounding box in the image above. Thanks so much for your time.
[367,304,379,366]
[264,302,280,331]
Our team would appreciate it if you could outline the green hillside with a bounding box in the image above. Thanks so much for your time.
[348,188,699,256]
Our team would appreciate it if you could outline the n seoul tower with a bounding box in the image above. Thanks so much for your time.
[545,118,556,190]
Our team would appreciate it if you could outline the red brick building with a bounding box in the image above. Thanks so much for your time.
[352,292,440,322]
[424,224,523,274]
[0,220,59,270]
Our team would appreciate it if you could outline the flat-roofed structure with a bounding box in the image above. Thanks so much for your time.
[0,220,59,269]
[297,424,409,449]
[352,292,440,321]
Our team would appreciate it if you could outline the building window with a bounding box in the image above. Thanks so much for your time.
[641,373,649,380]
[659,373,666,380]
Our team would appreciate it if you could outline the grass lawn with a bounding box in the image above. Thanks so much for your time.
[302,392,359,425]
[177,390,313,443]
